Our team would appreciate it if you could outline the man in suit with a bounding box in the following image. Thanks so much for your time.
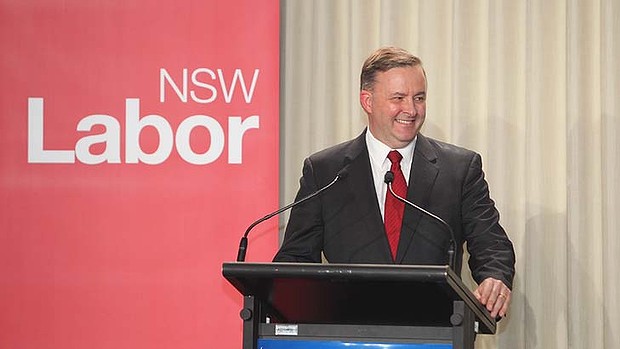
[273,47,515,319]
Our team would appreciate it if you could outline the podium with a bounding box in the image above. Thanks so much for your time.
[222,262,495,349]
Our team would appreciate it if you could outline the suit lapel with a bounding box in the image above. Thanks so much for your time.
[396,134,439,263]
[344,131,393,262]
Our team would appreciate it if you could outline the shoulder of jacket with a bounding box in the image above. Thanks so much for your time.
[422,134,478,159]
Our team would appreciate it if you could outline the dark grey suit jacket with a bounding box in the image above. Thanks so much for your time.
[274,130,515,289]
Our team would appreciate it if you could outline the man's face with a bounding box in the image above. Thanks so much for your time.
[360,65,427,149]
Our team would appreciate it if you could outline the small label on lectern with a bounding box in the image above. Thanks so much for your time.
[275,324,298,336]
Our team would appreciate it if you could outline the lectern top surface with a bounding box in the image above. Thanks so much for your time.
[222,262,496,334]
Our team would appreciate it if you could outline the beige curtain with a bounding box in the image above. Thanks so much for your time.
[280,0,620,348]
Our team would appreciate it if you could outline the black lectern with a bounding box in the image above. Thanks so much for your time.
[222,262,495,349]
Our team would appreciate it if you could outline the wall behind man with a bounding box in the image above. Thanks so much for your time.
[279,1,620,348]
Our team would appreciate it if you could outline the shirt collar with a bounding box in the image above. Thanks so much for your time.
[366,128,417,168]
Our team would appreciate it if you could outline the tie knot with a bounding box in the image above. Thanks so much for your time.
[387,150,402,164]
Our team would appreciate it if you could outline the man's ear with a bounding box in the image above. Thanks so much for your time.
[360,90,372,114]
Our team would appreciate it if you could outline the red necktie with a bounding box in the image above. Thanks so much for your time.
[384,150,407,261]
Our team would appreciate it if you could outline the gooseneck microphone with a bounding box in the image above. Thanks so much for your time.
[384,171,457,271]
[236,164,350,262]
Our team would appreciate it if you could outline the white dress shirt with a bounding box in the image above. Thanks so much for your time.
[365,129,417,221]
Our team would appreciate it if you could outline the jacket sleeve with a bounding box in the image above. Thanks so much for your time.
[273,157,324,263]
[461,153,516,289]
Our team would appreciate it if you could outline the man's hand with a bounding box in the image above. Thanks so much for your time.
[473,277,511,319]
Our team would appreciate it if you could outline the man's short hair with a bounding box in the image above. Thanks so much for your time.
[360,47,423,91]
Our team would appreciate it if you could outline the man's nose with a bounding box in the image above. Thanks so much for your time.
[403,98,415,115]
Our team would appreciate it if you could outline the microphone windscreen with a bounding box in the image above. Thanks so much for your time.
[384,171,394,184]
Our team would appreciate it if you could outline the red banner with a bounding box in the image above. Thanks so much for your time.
[0,1,279,348]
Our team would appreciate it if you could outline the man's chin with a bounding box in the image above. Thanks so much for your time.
[395,130,419,143]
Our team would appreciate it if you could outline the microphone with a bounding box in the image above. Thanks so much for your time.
[236,162,350,262]
[384,171,457,271]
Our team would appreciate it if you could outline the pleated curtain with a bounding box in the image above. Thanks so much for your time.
[279,1,620,348]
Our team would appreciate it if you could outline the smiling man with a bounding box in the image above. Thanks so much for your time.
[274,47,516,319]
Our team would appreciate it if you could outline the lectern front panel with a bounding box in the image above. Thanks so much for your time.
[258,339,452,349]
